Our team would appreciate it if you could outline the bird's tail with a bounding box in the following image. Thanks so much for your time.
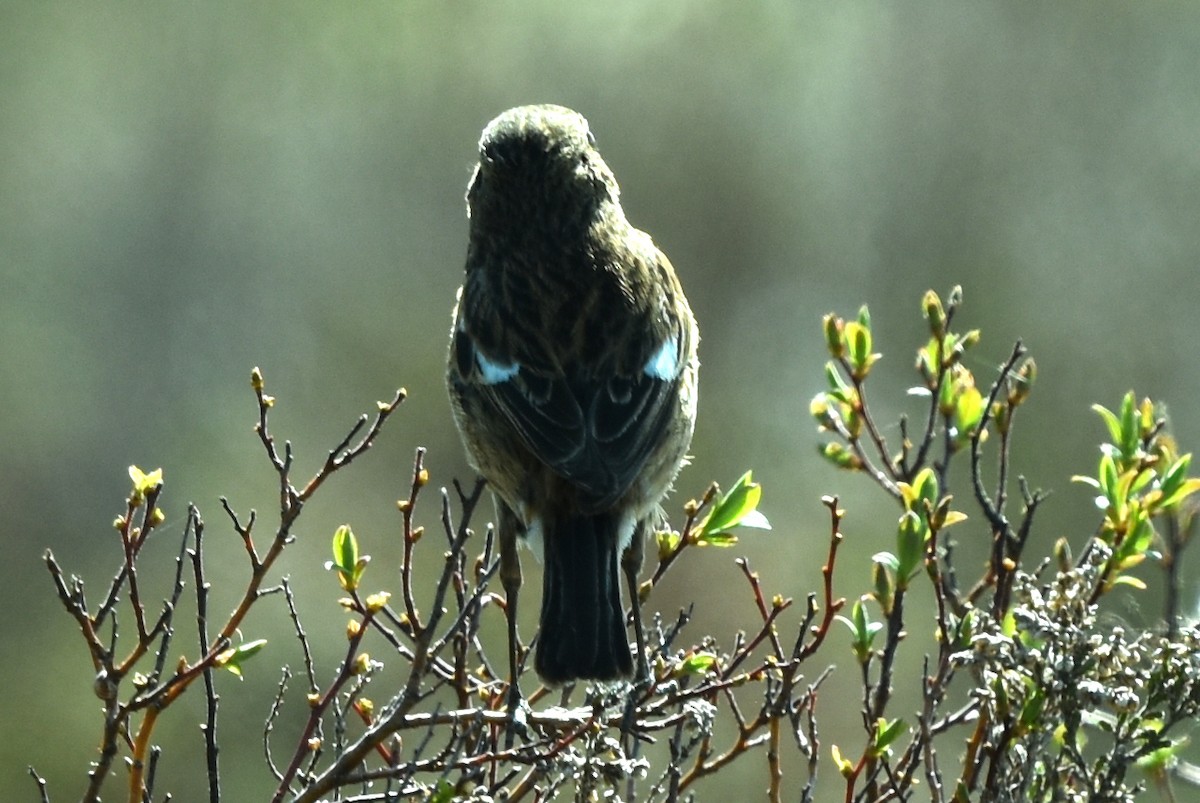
[536,510,633,684]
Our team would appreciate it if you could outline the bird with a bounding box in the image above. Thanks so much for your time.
[447,104,698,688]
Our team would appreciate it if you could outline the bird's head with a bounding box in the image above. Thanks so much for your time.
[467,105,621,224]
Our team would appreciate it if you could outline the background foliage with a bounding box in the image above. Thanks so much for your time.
[6,3,1200,800]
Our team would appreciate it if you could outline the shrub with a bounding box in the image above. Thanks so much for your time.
[33,289,1200,802]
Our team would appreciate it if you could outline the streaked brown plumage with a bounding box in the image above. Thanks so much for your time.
[447,105,698,685]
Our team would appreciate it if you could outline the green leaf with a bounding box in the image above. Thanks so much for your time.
[900,467,939,515]
[930,496,967,531]
[217,638,268,680]
[1001,607,1018,638]
[1162,478,1200,511]
[831,744,854,777]
[872,551,900,572]
[922,289,945,335]
[810,393,837,430]
[955,610,977,648]
[128,465,164,503]
[819,442,864,470]
[872,718,908,755]
[332,524,357,574]
[842,404,864,439]
[895,510,927,584]
[737,509,771,530]
[1136,735,1183,774]
[429,780,456,803]
[1158,454,1200,510]
[1018,685,1045,730]
[1122,467,1155,500]
[1125,512,1156,555]
[937,369,957,414]
[656,529,681,559]
[1092,402,1123,452]
[696,471,771,538]
[1099,453,1120,510]
[676,651,718,676]
[327,524,369,591]
[954,385,984,436]
[836,597,882,663]
[823,313,844,358]
[1160,453,1191,495]
[1009,358,1036,405]
[824,362,852,399]
[697,531,739,547]
[845,321,871,376]
[857,304,871,329]
[941,510,968,528]
[1118,391,1139,460]
[916,340,938,382]
[871,560,894,614]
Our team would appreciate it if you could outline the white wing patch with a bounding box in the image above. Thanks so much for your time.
[476,351,520,384]
[643,336,679,380]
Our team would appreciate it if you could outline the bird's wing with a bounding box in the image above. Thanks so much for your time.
[452,266,689,511]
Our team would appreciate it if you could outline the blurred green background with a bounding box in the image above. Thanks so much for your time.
[5,2,1200,800]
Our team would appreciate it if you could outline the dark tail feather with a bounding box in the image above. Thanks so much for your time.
[536,510,633,684]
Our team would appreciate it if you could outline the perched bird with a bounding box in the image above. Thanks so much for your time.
[446,105,699,686]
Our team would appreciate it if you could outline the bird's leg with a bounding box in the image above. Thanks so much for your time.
[498,505,525,746]
[619,520,651,744]
[621,519,649,684]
